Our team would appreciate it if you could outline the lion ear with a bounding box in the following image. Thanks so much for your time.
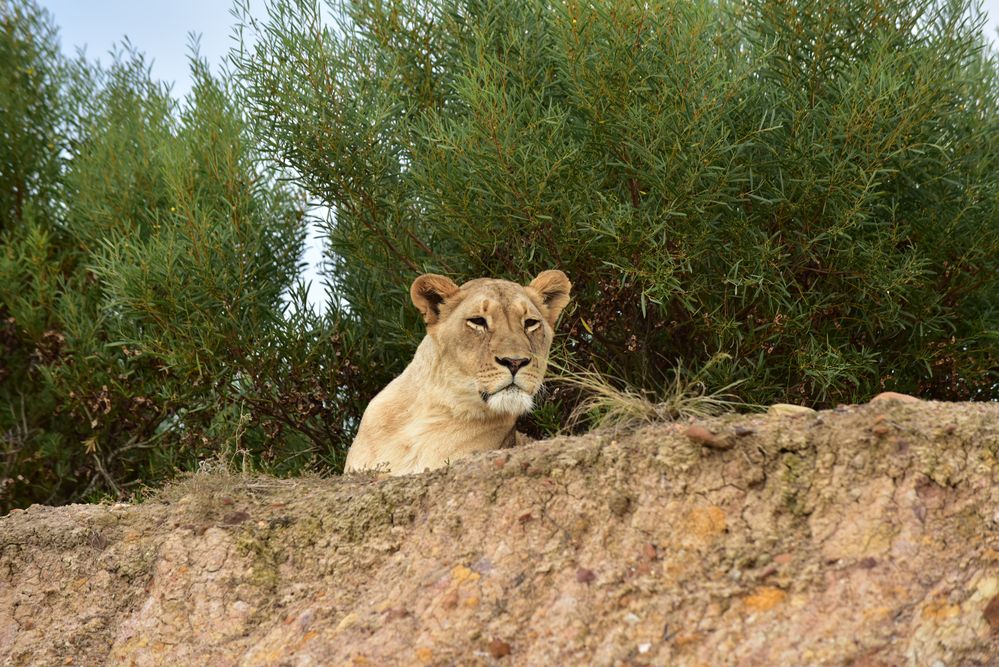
[410,274,460,325]
[528,269,571,326]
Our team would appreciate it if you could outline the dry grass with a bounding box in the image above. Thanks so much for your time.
[553,354,753,431]
[149,406,322,505]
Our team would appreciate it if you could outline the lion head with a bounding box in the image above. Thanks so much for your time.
[410,269,571,418]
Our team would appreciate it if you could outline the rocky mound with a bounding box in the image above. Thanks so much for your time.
[2,399,998,666]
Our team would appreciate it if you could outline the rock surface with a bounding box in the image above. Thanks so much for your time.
[2,401,999,666]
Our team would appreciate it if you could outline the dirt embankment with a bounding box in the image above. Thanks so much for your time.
[2,399,998,666]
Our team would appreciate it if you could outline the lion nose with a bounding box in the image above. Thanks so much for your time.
[496,356,530,375]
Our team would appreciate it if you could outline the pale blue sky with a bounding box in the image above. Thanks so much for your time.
[42,0,244,99]
[37,0,999,311]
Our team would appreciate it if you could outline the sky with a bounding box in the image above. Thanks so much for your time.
[38,0,999,311]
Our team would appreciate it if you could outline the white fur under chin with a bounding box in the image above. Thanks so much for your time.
[485,387,534,415]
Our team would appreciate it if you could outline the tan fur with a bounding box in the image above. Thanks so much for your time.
[344,270,571,475]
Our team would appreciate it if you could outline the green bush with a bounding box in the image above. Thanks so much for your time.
[0,1,361,510]
[234,0,999,420]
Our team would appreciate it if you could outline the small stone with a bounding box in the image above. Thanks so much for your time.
[518,512,533,524]
[734,425,755,437]
[493,455,507,469]
[576,567,596,584]
[684,425,731,449]
[984,593,999,630]
[768,403,816,417]
[870,391,921,404]
[385,607,409,621]
[858,557,878,569]
[471,557,494,574]
[488,639,511,659]
[642,542,657,561]
[609,493,632,517]
[624,612,641,624]
[638,642,652,654]
[872,424,890,437]
[219,496,234,506]
[222,511,250,525]
[685,424,716,444]
[441,589,459,610]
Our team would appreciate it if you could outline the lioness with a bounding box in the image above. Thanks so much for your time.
[344,270,571,475]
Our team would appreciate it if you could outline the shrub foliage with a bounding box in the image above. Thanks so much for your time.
[235,0,998,407]
[0,1,354,510]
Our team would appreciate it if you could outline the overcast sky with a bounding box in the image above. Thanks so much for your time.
[38,0,999,310]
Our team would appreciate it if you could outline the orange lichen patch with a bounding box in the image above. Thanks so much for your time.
[744,586,787,612]
[465,594,480,608]
[685,506,726,540]
[414,647,434,664]
[863,606,892,621]
[921,599,961,620]
[672,633,705,648]
[452,564,480,585]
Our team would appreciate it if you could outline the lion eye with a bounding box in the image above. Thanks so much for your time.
[467,317,488,330]
[525,318,541,332]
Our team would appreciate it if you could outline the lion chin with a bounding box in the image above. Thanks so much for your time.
[484,386,535,416]
[344,269,571,476]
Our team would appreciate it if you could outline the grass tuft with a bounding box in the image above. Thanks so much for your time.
[553,354,753,431]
